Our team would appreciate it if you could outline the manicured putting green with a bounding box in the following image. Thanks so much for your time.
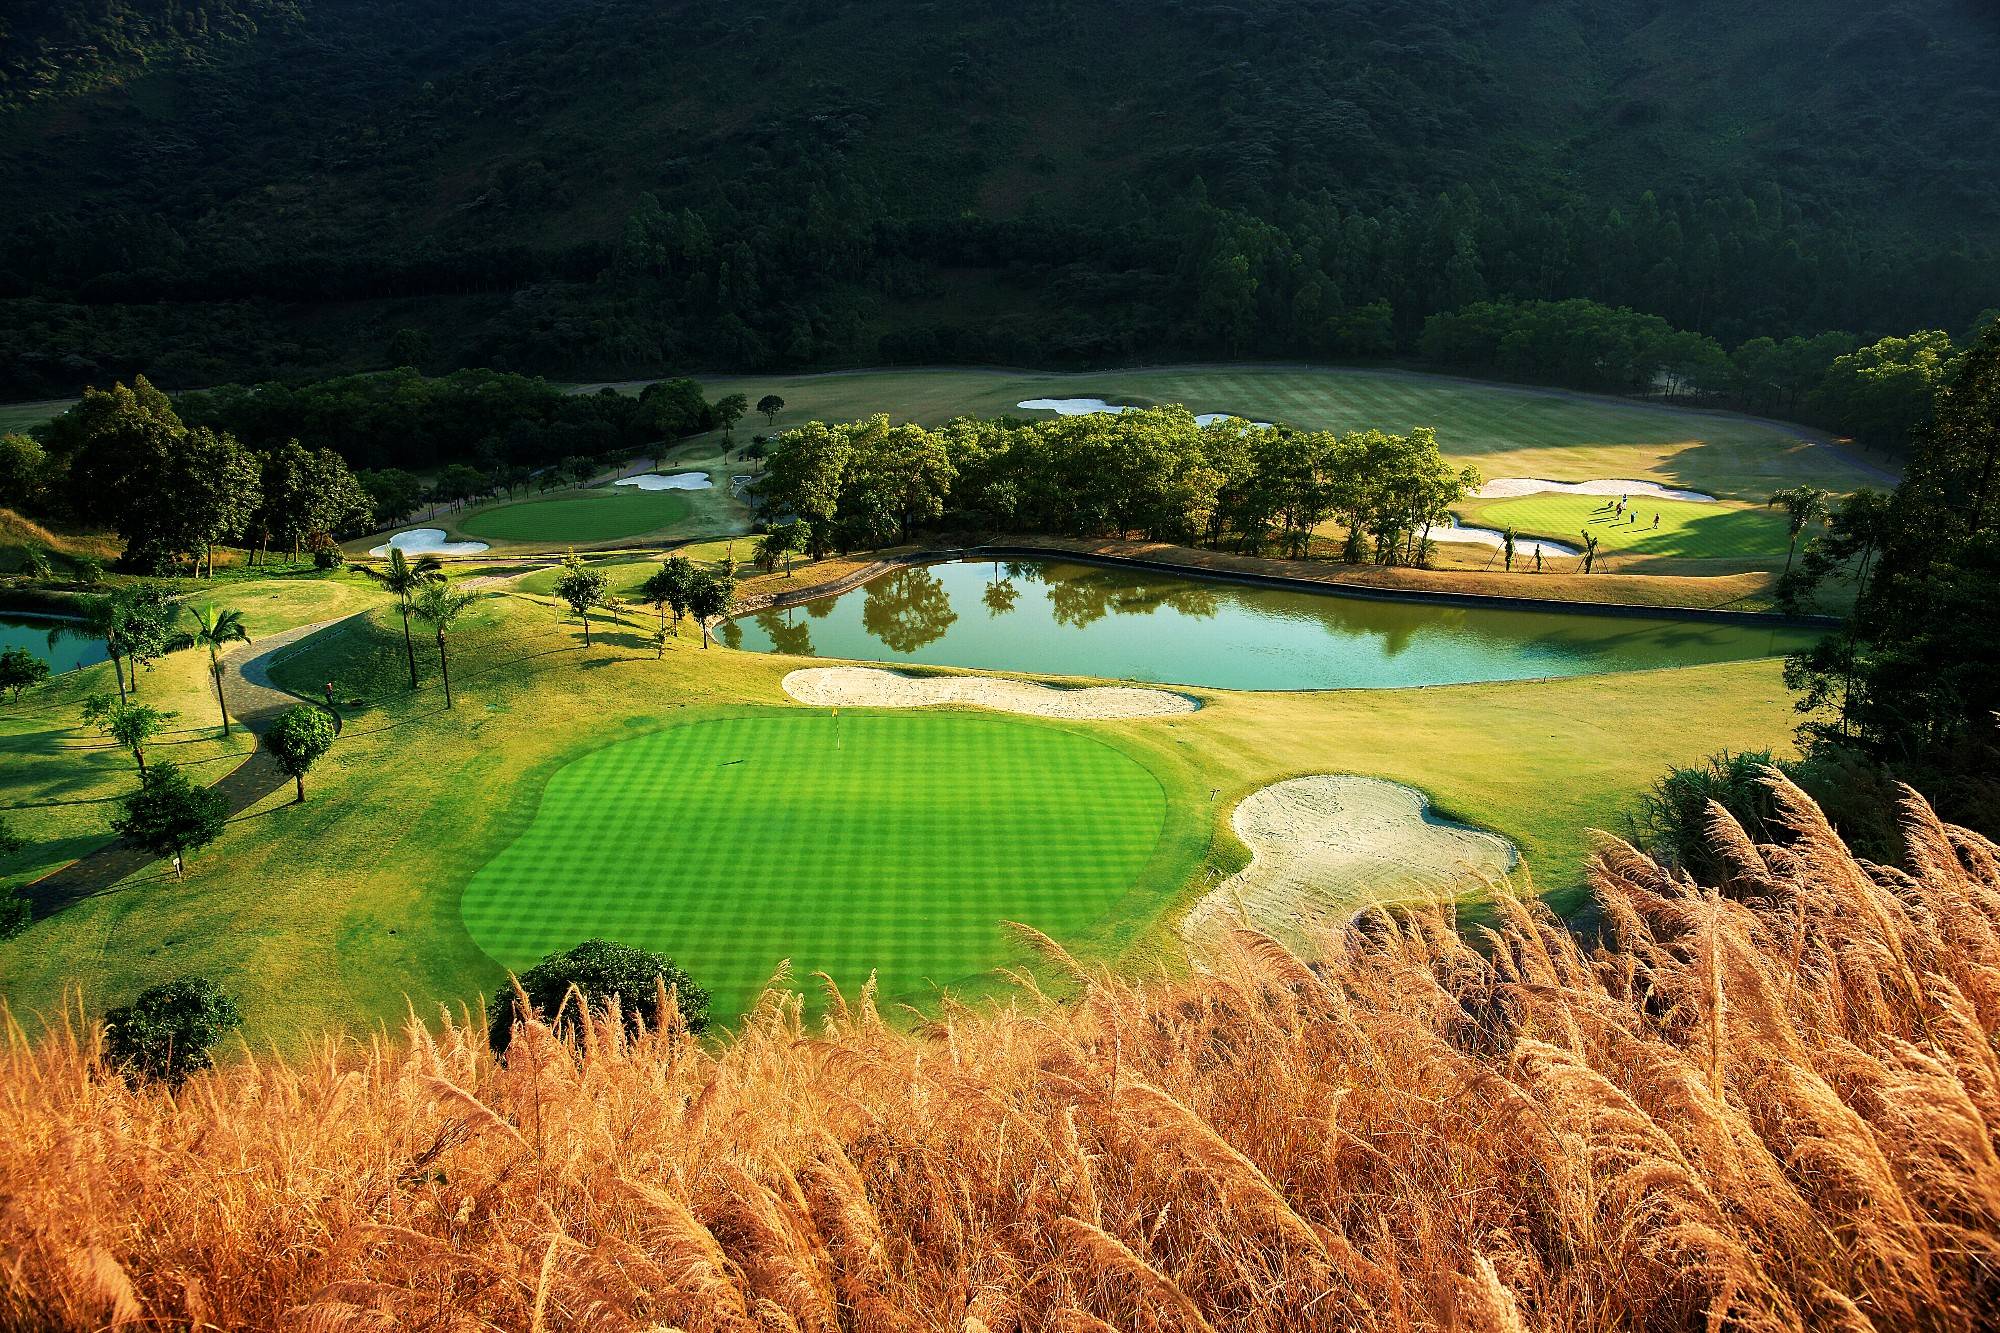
[459,712,1171,1024]
[458,486,696,542]
[1458,493,1792,560]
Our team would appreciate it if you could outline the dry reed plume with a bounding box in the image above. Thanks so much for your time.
[3,772,1999,1330]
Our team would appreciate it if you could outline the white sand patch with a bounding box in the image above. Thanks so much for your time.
[367,528,491,558]
[1016,399,1273,428]
[782,666,1196,720]
[1194,413,1274,428]
[615,472,714,491]
[1475,477,1716,502]
[1431,516,1578,557]
[1183,775,1518,963]
[1018,397,1134,416]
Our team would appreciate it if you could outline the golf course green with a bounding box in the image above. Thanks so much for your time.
[458,486,698,544]
[1454,492,1794,561]
[458,711,1177,1022]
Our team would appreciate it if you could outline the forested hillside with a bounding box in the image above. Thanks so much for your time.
[3,0,1997,394]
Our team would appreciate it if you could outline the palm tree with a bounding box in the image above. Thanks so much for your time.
[411,578,478,708]
[359,548,444,689]
[1768,485,1834,575]
[184,604,250,735]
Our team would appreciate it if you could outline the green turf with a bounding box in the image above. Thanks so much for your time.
[578,365,1885,501]
[1456,493,1796,560]
[457,485,698,543]
[459,712,1170,1024]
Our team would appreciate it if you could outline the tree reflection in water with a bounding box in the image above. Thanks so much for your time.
[861,567,959,653]
[753,607,814,657]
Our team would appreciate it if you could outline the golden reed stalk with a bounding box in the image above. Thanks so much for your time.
[3,772,1997,1331]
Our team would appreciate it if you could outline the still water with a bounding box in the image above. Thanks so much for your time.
[0,613,106,672]
[727,559,1820,691]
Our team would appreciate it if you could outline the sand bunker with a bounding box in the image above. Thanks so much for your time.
[1182,775,1518,963]
[1017,400,1273,428]
[615,472,713,491]
[1476,477,1716,502]
[1432,516,1578,557]
[782,666,1196,720]
[368,528,491,558]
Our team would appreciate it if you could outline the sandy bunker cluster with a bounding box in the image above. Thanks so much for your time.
[1182,774,1518,962]
[782,666,1197,720]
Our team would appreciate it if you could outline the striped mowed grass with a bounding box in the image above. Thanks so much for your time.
[458,710,1174,1024]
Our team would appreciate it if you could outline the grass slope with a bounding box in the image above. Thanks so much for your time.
[614,366,1880,501]
[462,712,1174,1024]
[457,486,697,544]
[0,562,1811,1047]
[1455,493,1797,561]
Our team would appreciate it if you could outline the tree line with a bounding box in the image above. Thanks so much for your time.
[753,409,1478,566]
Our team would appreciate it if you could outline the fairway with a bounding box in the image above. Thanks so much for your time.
[458,486,697,543]
[591,365,1886,500]
[1455,493,1795,561]
[458,711,1174,1023]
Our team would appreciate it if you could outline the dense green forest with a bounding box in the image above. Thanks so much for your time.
[2,0,1998,396]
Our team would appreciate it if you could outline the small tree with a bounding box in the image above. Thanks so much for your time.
[411,578,479,708]
[360,547,444,690]
[1502,528,1516,573]
[714,393,750,445]
[684,567,736,648]
[184,603,250,735]
[640,557,693,638]
[489,938,709,1053]
[0,816,27,940]
[83,695,174,775]
[552,550,610,647]
[103,976,242,1085]
[1768,485,1834,575]
[111,761,227,877]
[0,646,50,702]
[267,705,336,803]
[756,394,785,427]
[1580,531,1600,574]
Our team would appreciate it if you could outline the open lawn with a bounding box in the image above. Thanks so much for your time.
[0,567,1813,1048]
[458,485,698,544]
[1454,492,1797,562]
[461,712,1179,1022]
[575,365,1886,501]
[0,398,73,435]
[360,440,752,554]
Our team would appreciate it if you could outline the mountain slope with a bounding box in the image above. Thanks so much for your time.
[2,0,1997,394]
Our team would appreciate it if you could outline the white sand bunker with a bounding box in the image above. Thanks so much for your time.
[1017,399,1273,428]
[1432,516,1578,557]
[1183,775,1517,963]
[368,528,491,558]
[616,472,713,491]
[1476,477,1715,502]
[1194,413,1274,428]
[782,666,1196,720]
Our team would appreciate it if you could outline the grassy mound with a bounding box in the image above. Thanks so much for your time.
[459,711,1176,1023]
[1456,492,1795,561]
[456,487,698,544]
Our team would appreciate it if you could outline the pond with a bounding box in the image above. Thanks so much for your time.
[727,558,1821,691]
[0,612,107,672]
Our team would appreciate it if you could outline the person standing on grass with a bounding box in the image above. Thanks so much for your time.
[323,681,336,711]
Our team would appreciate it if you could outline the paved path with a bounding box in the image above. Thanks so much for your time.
[22,618,346,914]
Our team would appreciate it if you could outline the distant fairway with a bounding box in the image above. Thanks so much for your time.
[458,712,1175,1023]
[1456,493,1796,561]
[620,365,1887,501]
[458,485,698,543]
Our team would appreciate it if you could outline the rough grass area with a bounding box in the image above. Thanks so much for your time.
[461,712,1176,1024]
[581,365,1883,501]
[1455,493,1796,561]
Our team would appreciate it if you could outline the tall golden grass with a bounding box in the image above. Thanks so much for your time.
[3,773,1998,1331]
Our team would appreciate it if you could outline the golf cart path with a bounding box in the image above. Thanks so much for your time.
[22,616,353,914]
[24,565,556,914]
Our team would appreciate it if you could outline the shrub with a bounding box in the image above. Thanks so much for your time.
[1630,750,1780,879]
[489,938,709,1052]
[102,976,242,1085]
[308,532,344,570]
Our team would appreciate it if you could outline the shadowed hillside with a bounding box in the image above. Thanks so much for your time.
[2,0,1997,393]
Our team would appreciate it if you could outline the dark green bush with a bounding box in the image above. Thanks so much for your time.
[103,976,243,1085]
[489,939,709,1053]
